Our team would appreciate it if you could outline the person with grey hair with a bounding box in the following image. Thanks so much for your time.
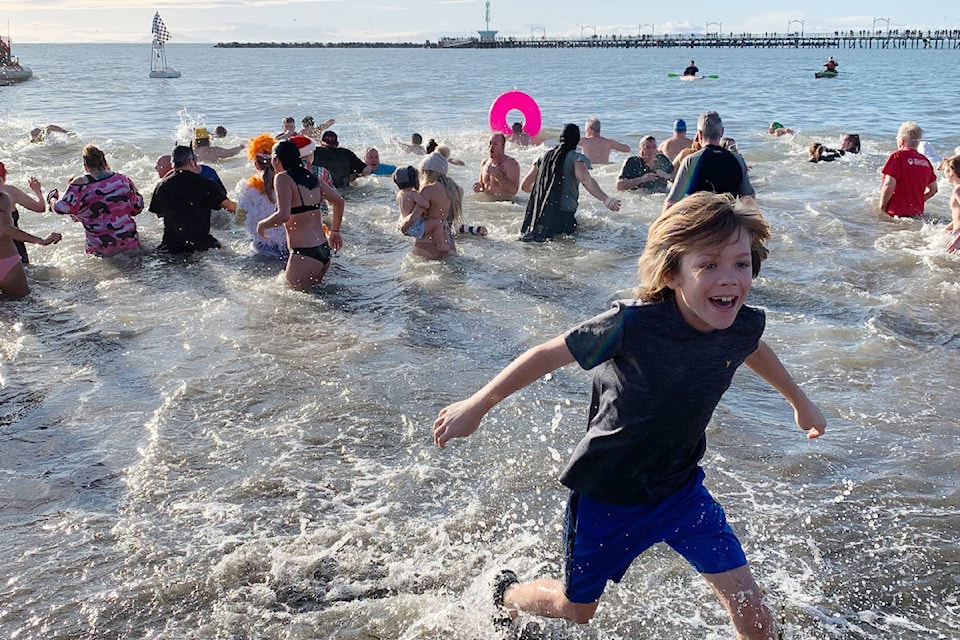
[578,117,631,165]
[149,145,236,253]
[616,135,675,193]
[663,111,754,213]
[879,121,938,218]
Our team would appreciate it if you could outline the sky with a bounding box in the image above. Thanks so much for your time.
[3,0,957,44]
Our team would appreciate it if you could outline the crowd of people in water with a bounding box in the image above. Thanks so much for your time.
[2,92,958,639]
[2,103,959,300]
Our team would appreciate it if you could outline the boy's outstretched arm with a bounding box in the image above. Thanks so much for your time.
[744,340,826,439]
[433,335,575,448]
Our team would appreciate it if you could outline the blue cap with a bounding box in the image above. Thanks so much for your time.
[674,119,687,132]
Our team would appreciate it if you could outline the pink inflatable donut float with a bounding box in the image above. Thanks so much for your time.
[488,91,542,137]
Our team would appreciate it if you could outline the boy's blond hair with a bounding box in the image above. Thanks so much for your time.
[637,192,770,302]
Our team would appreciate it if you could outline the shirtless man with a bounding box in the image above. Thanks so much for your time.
[577,118,630,165]
[658,119,694,163]
[508,122,532,147]
[193,127,243,163]
[473,133,520,199]
[769,122,795,137]
[276,117,296,141]
[406,133,426,155]
[29,124,71,143]
[0,191,61,300]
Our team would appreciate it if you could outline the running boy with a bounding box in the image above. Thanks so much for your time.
[432,192,826,639]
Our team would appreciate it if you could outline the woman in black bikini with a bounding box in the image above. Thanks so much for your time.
[257,140,345,292]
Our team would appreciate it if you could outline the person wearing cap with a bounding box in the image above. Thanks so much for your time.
[823,56,839,73]
[616,135,675,193]
[414,152,463,259]
[312,130,368,189]
[0,161,47,264]
[658,119,694,163]
[663,111,754,213]
[879,122,938,218]
[149,145,236,254]
[473,133,520,200]
[288,135,316,169]
[577,118,631,165]
[768,122,795,137]
[193,127,244,163]
[520,123,621,242]
[364,148,397,176]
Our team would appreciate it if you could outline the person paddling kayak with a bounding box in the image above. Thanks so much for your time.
[682,60,699,77]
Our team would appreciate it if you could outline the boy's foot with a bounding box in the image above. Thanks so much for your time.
[492,569,520,637]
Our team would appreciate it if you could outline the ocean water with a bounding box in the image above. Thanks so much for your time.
[0,43,958,639]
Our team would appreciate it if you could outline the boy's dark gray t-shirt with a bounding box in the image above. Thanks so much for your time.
[561,299,764,506]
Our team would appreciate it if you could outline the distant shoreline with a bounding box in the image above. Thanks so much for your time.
[215,29,960,50]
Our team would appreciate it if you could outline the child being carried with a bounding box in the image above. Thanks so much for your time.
[393,165,451,252]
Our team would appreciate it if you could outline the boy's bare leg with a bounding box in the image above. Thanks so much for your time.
[701,565,778,640]
[504,577,599,625]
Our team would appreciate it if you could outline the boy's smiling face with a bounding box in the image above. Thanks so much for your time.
[668,229,753,332]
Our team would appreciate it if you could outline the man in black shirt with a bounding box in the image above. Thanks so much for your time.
[149,146,236,253]
[312,130,369,189]
[663,111,755,213]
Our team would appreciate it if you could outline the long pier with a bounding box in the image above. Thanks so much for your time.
[439,31,960,50]
[215,30,960,50]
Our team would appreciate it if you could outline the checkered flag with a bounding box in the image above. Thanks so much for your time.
[152,13,171,44]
